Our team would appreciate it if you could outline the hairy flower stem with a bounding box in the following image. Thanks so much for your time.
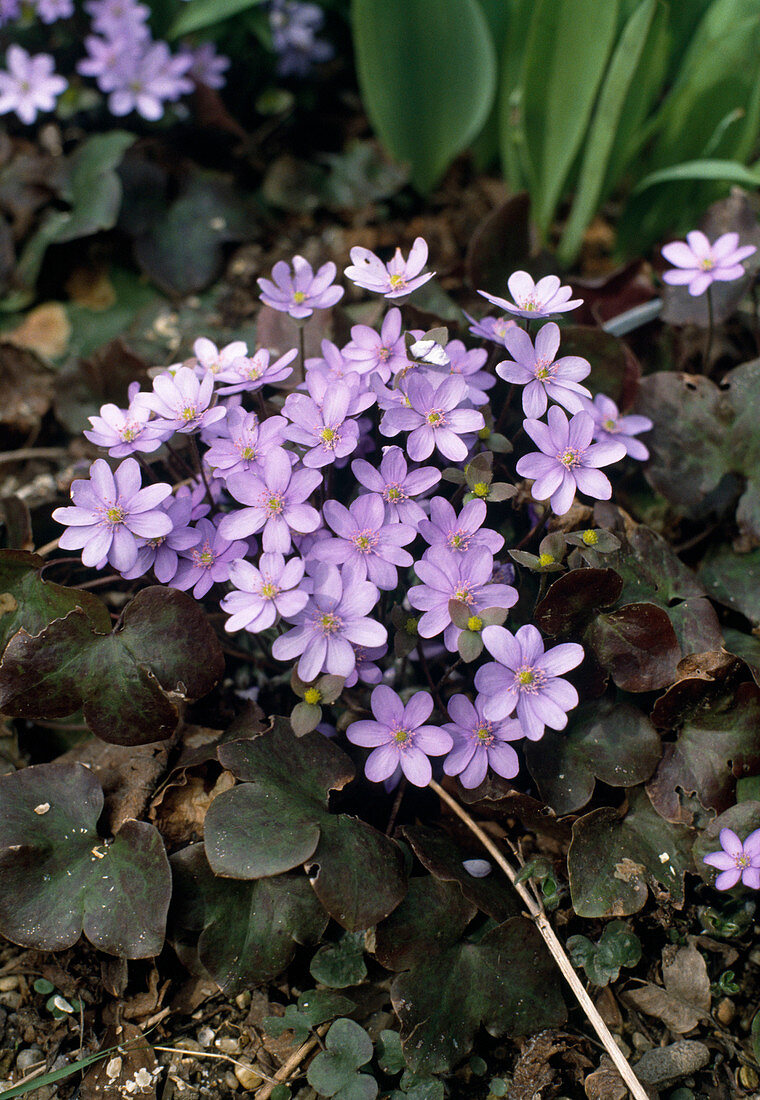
[428,779,650,1100]
[385,777,407,835]
[704,285,715,373]
[188,434,216,513]
[298,323,306,384]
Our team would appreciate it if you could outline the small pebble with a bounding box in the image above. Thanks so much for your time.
[197,1027,215,1048]
[634,1041,710,1086]
[632,1032,653,1052]
[740,1065,760,1089]
[215,1037,240,1054]
[16,1046,44,1072]
[0,993,22,1011]
[235,992,251,1011]
[716,997,735,1026]
[0,977,19,993]
[234,1064,263,1090]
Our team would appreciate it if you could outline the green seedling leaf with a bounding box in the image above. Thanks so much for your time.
[0,586,224,745]
[264,989,355,1044]
[307,1018,377,1099]
[310,932,367,988]
[567,920,642,986]
[0,762,170,956]
[205,721,406,929]
[389,1072,444,1100]
[376,1030,406,1076]
[647,682,760,824]
[0,549,111,654]
[33,978,55,995]
[169,844,328,994]
[568,787,693,917]
[525,698,661,815]
[351,0,496,193]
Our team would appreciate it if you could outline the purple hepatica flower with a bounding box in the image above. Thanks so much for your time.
[479,271,583,319]
[352,445,440,525]
[219,446,322,553]
[344,237,434,299]
[580,393,653,461]
[182,42,230,89]
[84,393,166,457]
[703,828,760,891]
[344,643,386,688]
[516,407,627,516]
[272,562,387,681]
[476,623,583,739]
[442,694,525,788]
[662,231,757,297]
[145,367,226,435]
[408,546,518,650]
[465,312,518,346]
[312,494,415,590]
[0,46,67,125]
[216,347,297,396]
[53,457,171,572]
[172,517,247,599]
[283,379,361,467]
[346,685,452,787]
[343,307,408,380]
[441,341,494,407]
[86,0,150,38]
[192,337,249,378]
[221,552,308,633]
[205,407,288,480]
[418,497,504,555]
[37,0,74,22]
[108,41,193,121]
[496,322,592,418]
[0,0,20,24]
[121,494,200,583]
[78,35,128,91]
[269,0,333,78]
[381,374,484,463]
[258,256,344,320]
[305,339,366,387]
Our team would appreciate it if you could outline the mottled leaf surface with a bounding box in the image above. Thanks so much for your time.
[586,603,680,691]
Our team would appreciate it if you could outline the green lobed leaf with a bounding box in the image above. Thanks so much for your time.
[310,932,367,989]
[567,920,642,986]
[0,763,171,956]
[308,1017,377,1100]
[351,0,497,193]
[568,787,693,918]
[265,990,355,1044]
[525,698,662,815]
[169,844,329,994]
[168,0,267,37]
[0,587,224,745]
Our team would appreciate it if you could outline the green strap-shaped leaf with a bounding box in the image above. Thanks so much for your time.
[351,0,497,193]
[168,0,266,37]
[0,763,171,957]
[634,157,760,193]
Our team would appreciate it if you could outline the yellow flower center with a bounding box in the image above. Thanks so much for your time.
[559,448,581,468]
[472,482,489,498]
[241,446,256,460]
[538,553,555,567]
[476,724,492,742]
[181,406,197,422]
[427,410,443,426]
[582,529,598,546]
[106,506,125,524]
[478,427,491,440]
[319,612,341,634]
[405,616,418,635]
[517,669,535,685]
[699,257,715,271]
[304,687,322,705]
[320,427,336,443]
[467,615,483,633]
[393,726,410,744]
[261,582,278,599]
[389,274,405,289]
[293,290,306,303]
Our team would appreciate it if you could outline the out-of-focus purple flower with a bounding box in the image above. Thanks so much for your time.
[352,445,440,525]
[172,517,247,599]
[192,337,248,378]
[0,46,67,125]
[36,0,74,22]
[662,231,757,297]
[344,643,386,689]
[269,0,333,77]
[107,41,193,121]
[465,312,518,346]
[272,562,386,681]
[344,237,434,299]
[442,694,524,788]
[418,497,503,555]
[476,623,584,739]
[144,367,226,435]
[703,828,760,890]
[85,0,150,39]
[380,374,484,462]
[175,476,222,522]
[121,493,200,582]
[311,494,415,589]
[408,547,518,650]
[219,446,322,553]
[84,393,167,457]
[258,256,344,319]
[205,407,288,480]
[342,307,407,380]
[516,407,627,516]
[221,552,308,633]
[442,340,495,407]
[181,41,230,89]
[215,347,297,395]
[77,35,127,91]
[479,271,583,319]
[305,339,362,386]
[283,379,361,467]
[53,457,172,572]
[0,0,21,27]
[346,685,452,786]
[496,322,591,417]
[580,393,653,461]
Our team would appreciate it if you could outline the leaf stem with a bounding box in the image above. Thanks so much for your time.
[704,285,715,372]
[427,779,650,1100]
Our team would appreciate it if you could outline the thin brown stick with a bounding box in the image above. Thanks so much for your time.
[0,447,69,465]
[152,1046,276,1084]
[34,537,60,557]
[255,1022,329,1100]
[428,779,649,1100]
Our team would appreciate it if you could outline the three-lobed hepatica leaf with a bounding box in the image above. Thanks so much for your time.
[307,1017,378,1100]
[567,920,642,987]
[372,876,565,1074]
[204,720,407,930]
[525,698,662,815]
[568,787,694,918]
[0,762,171,957]
[0,549,112,653]
[0,586,224,745]
[168,844,328,994]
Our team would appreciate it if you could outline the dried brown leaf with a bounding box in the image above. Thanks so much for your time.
[625,941,710,1034]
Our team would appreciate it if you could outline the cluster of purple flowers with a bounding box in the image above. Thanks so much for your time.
[55,236,663,794]
[268,0,334,78]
